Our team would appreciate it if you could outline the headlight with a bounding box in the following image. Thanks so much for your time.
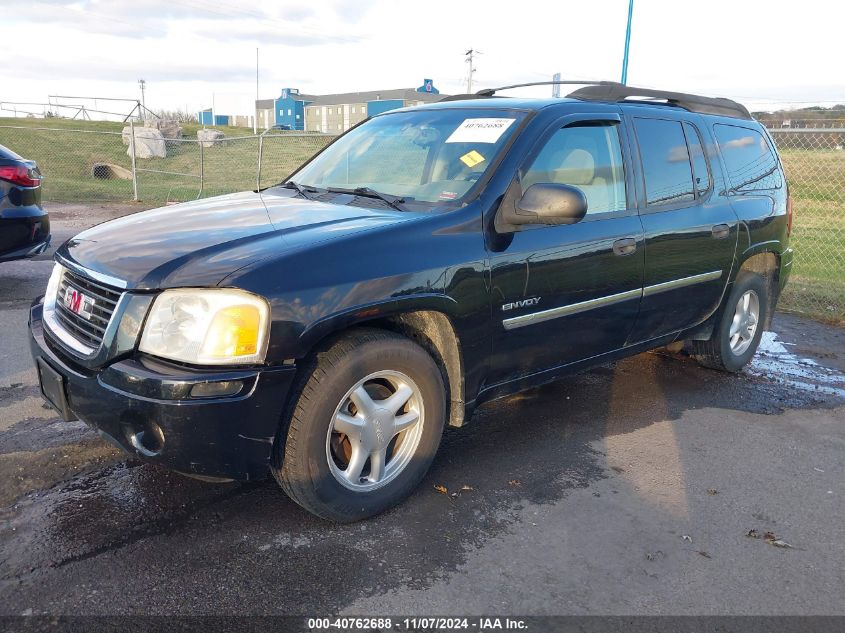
[44,263,63,313]
[138,289,270,365]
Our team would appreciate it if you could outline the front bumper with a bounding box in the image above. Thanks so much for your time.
[29,299,296,481]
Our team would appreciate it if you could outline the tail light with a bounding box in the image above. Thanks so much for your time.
[786,191,793,237]
[0,164,42,187]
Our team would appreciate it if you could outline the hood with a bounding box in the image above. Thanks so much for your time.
[58,189,407,289]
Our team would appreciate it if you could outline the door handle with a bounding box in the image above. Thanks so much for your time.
[712,224,730,239]
[612,237,637,256]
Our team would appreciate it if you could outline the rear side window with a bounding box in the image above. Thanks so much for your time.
[714,124,782,191]
[634,118,695,207]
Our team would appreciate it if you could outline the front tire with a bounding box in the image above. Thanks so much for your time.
[273,328,446,522]
[692,271,768,372]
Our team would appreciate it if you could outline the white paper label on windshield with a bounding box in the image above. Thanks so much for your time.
[445,118,516,144]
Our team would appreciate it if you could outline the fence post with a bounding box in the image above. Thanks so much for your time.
[256,134,264,192]
[128,120,139,201]
[197,137,204,199]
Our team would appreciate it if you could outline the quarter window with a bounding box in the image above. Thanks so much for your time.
[521,124,626,215]
[714,124,782,191]
[634,118,695,207]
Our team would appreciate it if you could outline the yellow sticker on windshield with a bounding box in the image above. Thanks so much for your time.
[460,150,486,168]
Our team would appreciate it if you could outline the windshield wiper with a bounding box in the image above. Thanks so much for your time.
[328,186,408,212]
[282,181,323,200]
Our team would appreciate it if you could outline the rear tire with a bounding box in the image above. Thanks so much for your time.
[272,328,446,522]
[692,271,768,372]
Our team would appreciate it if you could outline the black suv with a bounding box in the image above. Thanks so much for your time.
[29,84,792,521]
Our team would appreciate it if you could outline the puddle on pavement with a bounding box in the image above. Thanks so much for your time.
[750,331,845,399]
[0,461,243,579]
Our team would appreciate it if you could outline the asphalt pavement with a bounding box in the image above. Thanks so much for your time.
[1,204,843,616]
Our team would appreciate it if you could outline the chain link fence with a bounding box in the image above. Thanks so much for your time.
[0,122,842,322]
[0,123,334,204]
[770,129,845,323]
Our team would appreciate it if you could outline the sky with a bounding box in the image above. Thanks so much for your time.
[3,0,844,119]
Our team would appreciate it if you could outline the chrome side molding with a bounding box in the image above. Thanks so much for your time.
[642,270,722,297]
[503,288,642,331]
[502,270,722,330]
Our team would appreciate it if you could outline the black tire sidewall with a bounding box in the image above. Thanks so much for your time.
[718,273,768,371]
[290,337,445,521]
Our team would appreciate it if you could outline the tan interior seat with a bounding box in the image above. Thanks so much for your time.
[523,148,610,213]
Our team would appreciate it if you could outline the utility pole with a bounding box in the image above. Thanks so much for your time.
[465,49,480,93]
[138,78,147,121]
[620,0,634,85]
[254,47,259,135]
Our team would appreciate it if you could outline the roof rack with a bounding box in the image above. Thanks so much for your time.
[475,80,620,98]
[439,93,496,102]
[567,84,752,120]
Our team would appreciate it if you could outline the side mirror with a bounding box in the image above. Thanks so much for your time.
[513,183,588,225]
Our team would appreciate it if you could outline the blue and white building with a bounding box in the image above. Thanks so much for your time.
[255,80,445,133]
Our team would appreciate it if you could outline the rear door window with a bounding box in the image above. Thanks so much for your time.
[633,118,695,207]
[684,122,711,196]
[714,124,782,191]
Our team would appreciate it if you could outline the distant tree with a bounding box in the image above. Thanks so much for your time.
[153,108,195,123]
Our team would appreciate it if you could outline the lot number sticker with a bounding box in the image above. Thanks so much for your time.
[446,118,516,144]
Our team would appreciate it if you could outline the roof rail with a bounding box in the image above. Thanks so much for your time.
[475,80,620,98]
[567,84,752,120]
[439,93,496,102]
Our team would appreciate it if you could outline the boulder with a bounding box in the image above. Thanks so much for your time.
[146,118,183,139]
[197,128,224,147]
[126,127,166,159]
[92,163,132,180]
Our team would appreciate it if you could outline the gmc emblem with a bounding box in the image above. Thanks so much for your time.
[63,286,95,320]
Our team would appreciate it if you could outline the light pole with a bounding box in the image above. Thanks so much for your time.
[138,78,147,120]
[620,0,634,85]
[254,47,259,135]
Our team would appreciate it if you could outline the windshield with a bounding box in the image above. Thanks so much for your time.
[288,108,526,205]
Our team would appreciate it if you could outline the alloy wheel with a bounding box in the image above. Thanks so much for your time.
[729,289,760,356]
[325,370,424,492]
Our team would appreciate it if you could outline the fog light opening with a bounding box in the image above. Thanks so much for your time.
[190,380,243,399]
[124,420,165,457]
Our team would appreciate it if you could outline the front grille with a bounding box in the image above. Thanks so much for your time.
[54,268,122,350]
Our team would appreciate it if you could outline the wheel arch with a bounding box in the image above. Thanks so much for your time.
[737,250,780,331]
[296,297,467,428]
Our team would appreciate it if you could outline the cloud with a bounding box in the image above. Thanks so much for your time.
[330,0,378,23]
[283,6,316,21]
[7,0,362,43]
[723,136,755,150]
[4,54,257,83]
[5,0,250,38]
[191,22,361,46]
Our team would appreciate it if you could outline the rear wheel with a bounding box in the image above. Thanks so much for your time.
[692,271,768,372]
[273,329,445,522]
